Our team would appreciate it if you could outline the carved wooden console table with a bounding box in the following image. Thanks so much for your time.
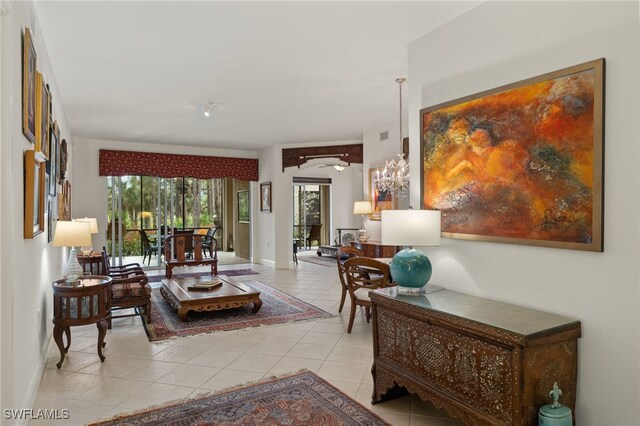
[370,287,581,425]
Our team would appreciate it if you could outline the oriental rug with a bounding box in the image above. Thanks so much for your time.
[147,268,258,283]
[89,370,389,425]
[146,280,333,341]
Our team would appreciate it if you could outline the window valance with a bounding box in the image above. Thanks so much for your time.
[99,149,259,181]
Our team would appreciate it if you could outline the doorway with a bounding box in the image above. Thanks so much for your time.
[293,183,331,252]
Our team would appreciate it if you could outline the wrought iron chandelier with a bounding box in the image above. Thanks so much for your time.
[376,77,410,197]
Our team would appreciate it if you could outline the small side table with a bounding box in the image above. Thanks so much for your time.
[77,252,106,275]
[51,276,112,369]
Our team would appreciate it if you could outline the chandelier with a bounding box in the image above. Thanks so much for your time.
[376,77,410,197]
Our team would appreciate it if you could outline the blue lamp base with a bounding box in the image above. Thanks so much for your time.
[390,248,433,296]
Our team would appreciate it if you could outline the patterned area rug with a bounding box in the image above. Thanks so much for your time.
[146,280,333,341]
[89,370,389,426]
[147,269,258,283]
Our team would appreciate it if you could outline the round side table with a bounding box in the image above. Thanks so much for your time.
[51,275,112,369]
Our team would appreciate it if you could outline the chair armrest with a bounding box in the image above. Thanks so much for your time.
[110,273,149,286]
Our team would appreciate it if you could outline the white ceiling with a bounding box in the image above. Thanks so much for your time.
[34,1,479,151]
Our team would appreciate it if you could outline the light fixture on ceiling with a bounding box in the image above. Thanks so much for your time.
[200,102,220,118]
[376,77,410,197]
[333,164,346,172]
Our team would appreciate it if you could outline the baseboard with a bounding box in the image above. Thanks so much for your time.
[260,258,275,268]
[16,335,49,425]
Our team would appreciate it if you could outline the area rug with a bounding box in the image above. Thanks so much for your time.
[297,254,336,267]
[147,268,258,283]
[146,280,333,341]
[89,370,389,425]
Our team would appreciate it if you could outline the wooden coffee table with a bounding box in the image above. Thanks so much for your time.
[160,275,262,322]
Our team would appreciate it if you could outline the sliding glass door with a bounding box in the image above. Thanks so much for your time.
[293,184,330,251]
[107,176,225,267]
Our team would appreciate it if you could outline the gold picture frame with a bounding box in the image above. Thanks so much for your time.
[35,72,51,159]
[24,150,45,238]
[368,167,396,221]
[22,27,37,144]
[59,179,71,221]
[421,59,604,251]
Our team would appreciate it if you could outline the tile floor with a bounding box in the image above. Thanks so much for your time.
[32,261,463,425]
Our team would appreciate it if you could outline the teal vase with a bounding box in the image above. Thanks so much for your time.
[390,248,432,291]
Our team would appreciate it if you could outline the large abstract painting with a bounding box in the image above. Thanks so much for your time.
[421,59,604,251]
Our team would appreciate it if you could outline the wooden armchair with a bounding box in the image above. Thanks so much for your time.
[164,234,218,278]
[100,248,151,328]
[343,257,393,333]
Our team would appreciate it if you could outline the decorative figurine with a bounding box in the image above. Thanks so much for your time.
[538,382,573,426]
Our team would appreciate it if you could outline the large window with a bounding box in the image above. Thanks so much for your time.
[107,176,225,256]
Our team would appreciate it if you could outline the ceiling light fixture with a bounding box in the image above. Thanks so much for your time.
[333,164,346,172]
[376,77,410,197]
[200,102,220,118]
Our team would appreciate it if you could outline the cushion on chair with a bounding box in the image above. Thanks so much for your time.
[353,287,374,301]
[111,282,151,299]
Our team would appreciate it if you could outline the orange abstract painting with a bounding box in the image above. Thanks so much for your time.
[421,59,604,251]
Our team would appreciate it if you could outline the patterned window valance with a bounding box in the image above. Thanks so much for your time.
[98,149,259,181]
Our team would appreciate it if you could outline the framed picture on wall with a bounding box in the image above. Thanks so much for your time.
[260,182,272,212]
[47,122,59,196]
[237,190,250,223]
[421,58,604,251]
[368,167,396,221]
[22,27,37,144]
[35,74,51,158]
[47,198,54,243]
[24,150,45,239]
[58,179,71,221]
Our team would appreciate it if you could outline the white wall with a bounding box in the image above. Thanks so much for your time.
[407,2,639,424]
[72,137,258,252]
[256,140,362,268]
[0,1,71,417]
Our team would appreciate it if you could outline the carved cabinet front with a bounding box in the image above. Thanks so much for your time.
[370,288,581,425]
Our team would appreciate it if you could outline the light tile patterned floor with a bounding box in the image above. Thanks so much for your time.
[31,260,463,425]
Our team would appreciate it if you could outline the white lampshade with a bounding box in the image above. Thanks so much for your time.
[53,221,92,247]
[353,201,373,215]
[381,210,441,247]
[74,217,98,234]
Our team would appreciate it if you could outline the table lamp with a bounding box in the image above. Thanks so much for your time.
[73,217,99,255]
[381,209,441,295]
[353,201,373,242]
[53,221,92,284]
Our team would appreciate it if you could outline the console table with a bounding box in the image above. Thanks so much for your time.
[370,287,581,425]
[350,241,401,258]
[52,276,112,369]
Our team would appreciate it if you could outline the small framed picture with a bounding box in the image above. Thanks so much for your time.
[22,27,37,144]
[260,182,272,212]
[237,190,249,223]
[24,150,45,238]
[47,122,59,196]
[35,73,51,158]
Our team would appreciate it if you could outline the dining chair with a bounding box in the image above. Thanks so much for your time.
[343,257,393,333]
[335,246,362,313]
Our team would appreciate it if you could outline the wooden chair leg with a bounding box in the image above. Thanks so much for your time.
[338,287,346,313]
[365,306,371,323]
[347,301,357,334]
